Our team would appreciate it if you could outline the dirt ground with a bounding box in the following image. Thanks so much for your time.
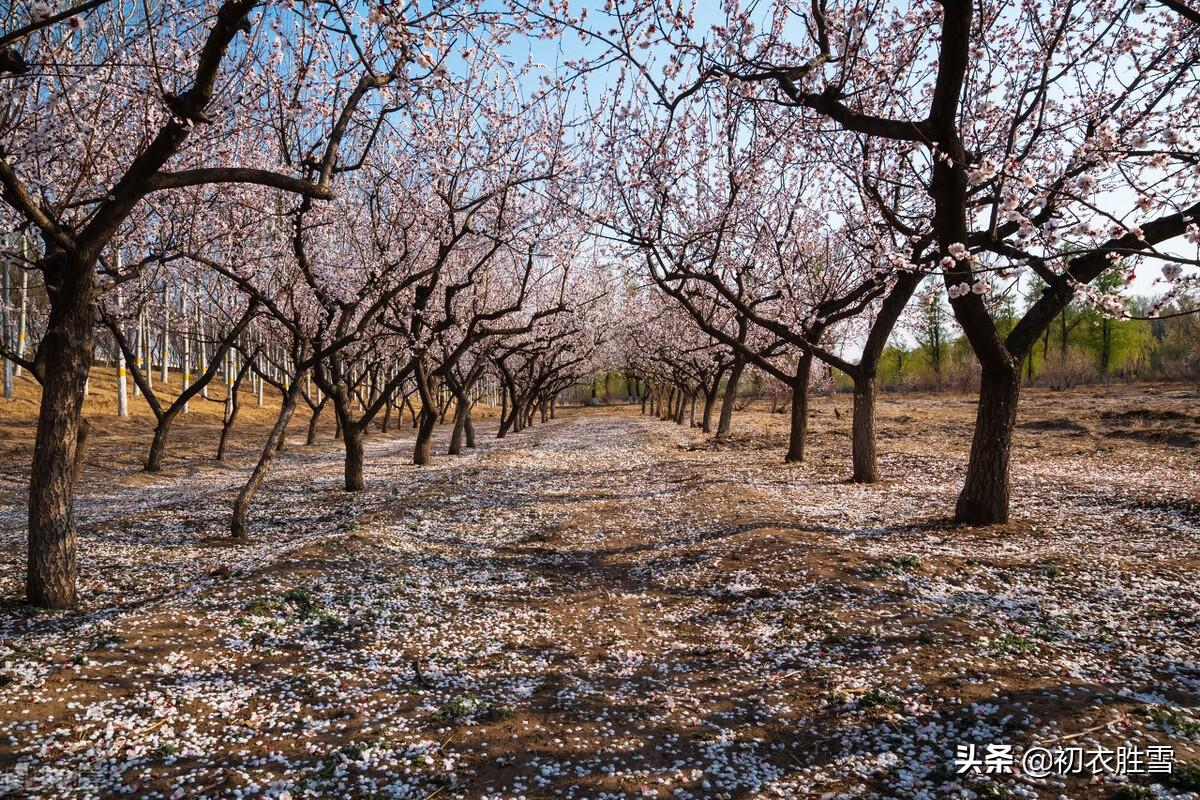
[1,379,1199,799]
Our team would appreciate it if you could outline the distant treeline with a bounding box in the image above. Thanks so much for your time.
[573,281,1198,405]
[875,277,1199,392]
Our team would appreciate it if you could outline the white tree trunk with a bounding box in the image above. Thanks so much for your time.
[115,283,128,418]
[160,284,170,384]
[181,291,191,414]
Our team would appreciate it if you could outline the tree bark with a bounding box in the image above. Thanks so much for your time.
[413,407,436,465]
[716,358,744,440]
[448,398,469,455]
[216,362,251,462]
[71,419,91,486]
[146,407,180,471]
[26,252,94,609]
[465,413,476,448]
[231,381,300,539]
[700,382,719,433]
[305,398,325,445]
[784,357,812,464]
[344,426,365,491]
[955,358,1022,524]
[850,371,878,484]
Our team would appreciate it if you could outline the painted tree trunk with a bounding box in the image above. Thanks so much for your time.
[180,296,190,415]
[3,261,12,399]
[160,286,169,384]
[15,244,28,378]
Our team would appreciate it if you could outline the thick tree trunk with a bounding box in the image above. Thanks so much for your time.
[784,357,811,464]
[850,371,878,484]
[344,426,366,491]
[464,413,476,448]
[27,255,95,609]
[717,359,744,440]
[955,358,1022,525]
[231,382,300,540]
[413,407,436,465]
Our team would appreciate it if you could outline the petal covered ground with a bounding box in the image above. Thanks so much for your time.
[2,388,1200,800]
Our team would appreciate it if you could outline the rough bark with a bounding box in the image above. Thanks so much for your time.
[784,357,812,464]
[26,252,94,609]
[344,426,366,491]
[448,399,468,455]
[414,407,437,465]
[850,372,878,484]
[716,358,745,440]
[955,358,1022,524]
[700,382,719,433]
[146,407,180,471]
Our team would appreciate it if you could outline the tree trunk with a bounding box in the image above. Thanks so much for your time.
[700,383,718,432]
[27,254,95,609]
[413,407,436,465]
[146,407,181,472]
[344,426,366,491]
[231,382,300,539]
[72,419,91,486]
[216,388,242,462]
[448,399,468,455]
[784,357,811,464]
[955,358,1022,525]
[851,371,878,484]
[306,400,324,445]
[465,413,476,448]
[717,359,744,440]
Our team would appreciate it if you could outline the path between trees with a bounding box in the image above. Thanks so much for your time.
[2,406,1199,799]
